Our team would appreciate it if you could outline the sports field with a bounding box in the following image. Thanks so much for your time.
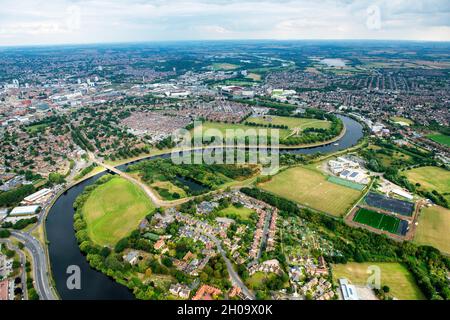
[258,166,362,216]
[390,116,414,126]
[332,262,425,300]
[211,63,239,70]
[353,208,401,234]
[427,133,450,147]
[414,205,450,254]
[82,177,154,246]
[404,166,450,203]
[246,115,331,132]
[196,121,291,139]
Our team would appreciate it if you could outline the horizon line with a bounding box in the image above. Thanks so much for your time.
[1,38,450,49]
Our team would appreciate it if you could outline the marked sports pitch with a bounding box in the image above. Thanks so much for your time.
[259,166,362,216]
[353,208,401,235]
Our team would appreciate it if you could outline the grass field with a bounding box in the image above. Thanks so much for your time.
[246,73,262,81]
[82,177,155,246]
[195,121,291,139]
[390,116,414,126]
[247,115,331,132]
[259,166,362,216]
[151,180,187,199]
[414,205,450,254]
[217,205,255,222]
[332,262,425,300]
[404,166,450,203]
[196,117,332,142]
[353,208,400,234]
[427,133,450,147]
[211,63,239,70]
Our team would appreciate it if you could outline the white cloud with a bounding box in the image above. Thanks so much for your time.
[0,0,448,45]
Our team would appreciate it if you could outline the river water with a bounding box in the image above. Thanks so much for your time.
[45,115,363,300]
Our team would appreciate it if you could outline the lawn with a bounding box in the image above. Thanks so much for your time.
[390,116,414,126]
[258,166,362,216]
[427,133,450,147]
[332,262,425,300]
[217,205,255,221]
[414,205,450,254]
[211,63,239,70]
[194,121,291,140]
[353,208,400,234]
[246,272,277,290]
[82,177,155,246]
[404,166,450,203]
[246,115,331,132]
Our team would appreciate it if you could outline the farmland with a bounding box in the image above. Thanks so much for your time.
[82,177,155,246]
[414,205,450,254]
[332,262,425,300]
[258,166,362,216]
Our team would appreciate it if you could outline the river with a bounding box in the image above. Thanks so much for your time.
[45,115,363,300]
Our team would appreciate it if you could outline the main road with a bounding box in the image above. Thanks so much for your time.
[10,230,57,300]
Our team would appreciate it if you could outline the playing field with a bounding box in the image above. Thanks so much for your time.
[211,63,239,70]
[332,262,425,300]
[246,115,331,132]
[414,205,450,254]
[353,208,400,234]
[427,133,450,147]
[195,121,291,139]
[259,166,362,216]
[404,166,450,203]
[390,116,414,126]
[217,205,255,221]
[82,177,154,246]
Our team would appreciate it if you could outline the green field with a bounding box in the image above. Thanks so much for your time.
[353,208,400,234]
[211,63,239,70]
[427,133,450,147]
[390,116,414,126]
[259,166,362,216]
[332,262,425,300]
[82,177,155,246]
[151,180,187,200]
[404,166,450,203]
[414,205,450,254]
[246,115,331,132]
[217,205,255,222]
[327,176,366,191]
[194,121,291,139]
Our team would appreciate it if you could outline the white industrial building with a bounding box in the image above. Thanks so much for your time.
[9,205,40,216]
[22,188,52,205]
[339,278,359,300]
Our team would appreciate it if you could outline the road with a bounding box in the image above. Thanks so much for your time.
[88,152,188,207]
[203,232,255,300]
[10,230,57,300]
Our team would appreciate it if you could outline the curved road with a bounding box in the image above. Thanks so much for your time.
[11,230,57,300]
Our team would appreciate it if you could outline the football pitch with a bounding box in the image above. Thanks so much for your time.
[353,208,401,235]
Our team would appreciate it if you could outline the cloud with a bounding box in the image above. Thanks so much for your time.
[0,0,449,45]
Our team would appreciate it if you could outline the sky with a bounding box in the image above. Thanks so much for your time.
[0,0,449,46]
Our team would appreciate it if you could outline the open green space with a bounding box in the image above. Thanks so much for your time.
[327,175,366,191]
[217,205,255,222]
[404,166,450,203]
[414,205,450,255]
[82,177,155,246]
[353,208,400,234]
[332,262,425,300]
[151,180,187,200]
[390,116,414,126]
[258,166,362,216]
[197,121,291,139]
[246,115,331,132]
[211,63,240,70]
[427,133,450,147]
